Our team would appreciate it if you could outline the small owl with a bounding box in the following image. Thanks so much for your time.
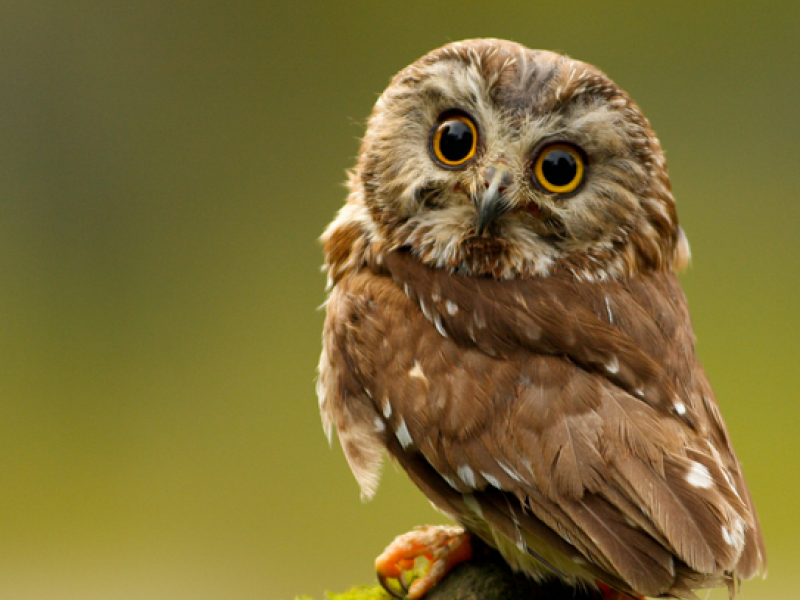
[317,39,765,599]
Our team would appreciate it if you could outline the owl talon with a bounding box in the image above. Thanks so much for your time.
[375,525,472,599]
[377,572,406,599]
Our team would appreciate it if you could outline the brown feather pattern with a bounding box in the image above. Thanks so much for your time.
[318,38,765,599]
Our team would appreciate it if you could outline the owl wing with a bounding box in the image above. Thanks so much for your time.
[319,251,765,597]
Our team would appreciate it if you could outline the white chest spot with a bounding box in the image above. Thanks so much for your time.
[686,461,713,489]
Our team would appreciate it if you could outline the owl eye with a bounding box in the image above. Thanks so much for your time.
[532,142,586,195]
[430,113,478,168]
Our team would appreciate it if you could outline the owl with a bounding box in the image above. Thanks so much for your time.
[317,39,765,599]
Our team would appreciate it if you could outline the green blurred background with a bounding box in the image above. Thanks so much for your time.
[0,1,796,598]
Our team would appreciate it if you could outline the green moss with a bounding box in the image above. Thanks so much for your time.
[294,585,390,600]
[325,586,391,600]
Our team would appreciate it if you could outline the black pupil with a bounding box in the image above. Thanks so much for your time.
[541,149,578,187]
[439,120,474,162]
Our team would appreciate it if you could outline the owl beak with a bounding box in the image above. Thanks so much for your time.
[475,165,513,235]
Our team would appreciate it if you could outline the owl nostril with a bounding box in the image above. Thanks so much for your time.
[484,165,513,192]
[483,180,508,193]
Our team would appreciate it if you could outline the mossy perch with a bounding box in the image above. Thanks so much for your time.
[303,543,604,600]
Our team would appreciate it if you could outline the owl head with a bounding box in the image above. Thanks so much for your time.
[327,39,690,282]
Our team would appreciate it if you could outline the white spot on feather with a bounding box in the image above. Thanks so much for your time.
[382,398,392,419]
[722,518,746,550]
[604,296,614,324]
[673,401,687,416]
[419,299,433,321]
[442,474,458,490]
[686,462,713,489]
[605,355,619,374]
[395,418,413,449]
[721,468,743,501]
[374,417,385,432]
[722,526,734,547]
[526,324,541,341]
[445,300,458,315]
[481,471,501,489]
[457,465,476,488]
[497,461,523,483]
[433,315,447,338]
[409,360,427,381]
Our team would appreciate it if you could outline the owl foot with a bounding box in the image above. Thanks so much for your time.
[375,525,472,599]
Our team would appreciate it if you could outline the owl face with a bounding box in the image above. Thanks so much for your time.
[351,40,687,280]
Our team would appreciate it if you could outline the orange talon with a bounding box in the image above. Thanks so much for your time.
[375,525,472,599]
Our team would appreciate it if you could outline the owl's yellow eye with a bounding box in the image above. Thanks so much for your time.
[430,113,478,168]
[533,143,585,195]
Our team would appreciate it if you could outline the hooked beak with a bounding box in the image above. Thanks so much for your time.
[475,165,513,235]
